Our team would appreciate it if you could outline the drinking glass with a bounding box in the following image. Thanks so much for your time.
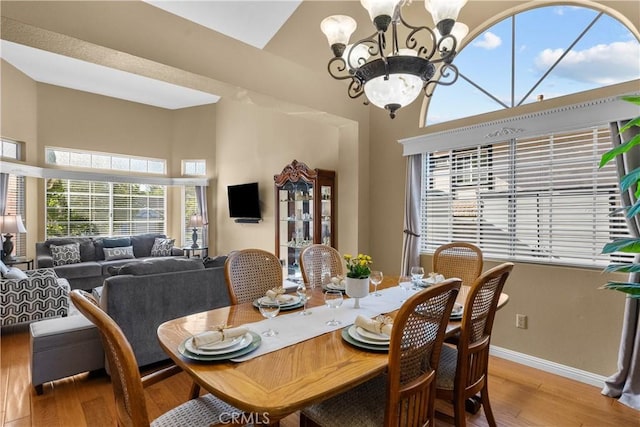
[410,266,425,289]
[324,290,343,326]
[370,270,383,297]
[258,300,280,336]
[399,275,412,303]
[297,283,312,316]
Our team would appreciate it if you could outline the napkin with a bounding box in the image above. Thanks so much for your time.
[426,272,445,284]
[265,287,296,303]
[355,314,393,337]
[192,325,248,348]
[330,276,346,287]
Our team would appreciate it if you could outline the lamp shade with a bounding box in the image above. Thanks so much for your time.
[1,215,27,234]
[425,0,467,30]
[321,15,357,47]
[360,0,402,22]
[436,22,469,52]
[188,214,204,228]
[343,43,371,71]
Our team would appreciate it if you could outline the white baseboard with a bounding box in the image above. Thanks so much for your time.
[490,346,607,388]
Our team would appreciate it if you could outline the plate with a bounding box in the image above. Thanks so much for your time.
[452,303,463,316]
[256,295,301,307]
[322,283,345,293]
[179,331,261,361]
[347,325,390,345]
[185,333,252,355]
[355,326,391,342]
[252,297,303,311]
[342,327,388,352]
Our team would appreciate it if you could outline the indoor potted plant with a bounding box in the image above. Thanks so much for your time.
[344,253,373,308]
[600,94,640,298]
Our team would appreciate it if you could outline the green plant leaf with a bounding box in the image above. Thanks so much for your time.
[619,118,640,134]
[599,135,640,168]
[620,95,640,106]
[600,281,640,298]
[627,199,640,219]
[603,263,640,273]
[620,166,640,192]
[602,238,640,254]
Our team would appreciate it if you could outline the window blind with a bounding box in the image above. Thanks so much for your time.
[421,125,630,268]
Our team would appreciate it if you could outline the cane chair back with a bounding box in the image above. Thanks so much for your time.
[300,279,461,427]
[300,244,344,288]
[435,262,514,427]
[432,242,483,287]
[225,249,283,305]
[70,290,240,427]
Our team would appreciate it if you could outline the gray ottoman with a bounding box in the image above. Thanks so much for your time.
[30,314,104,394]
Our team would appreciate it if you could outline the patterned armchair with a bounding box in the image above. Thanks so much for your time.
[1,268,70,327]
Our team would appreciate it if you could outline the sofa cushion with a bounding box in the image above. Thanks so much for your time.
[110,257,204,276]
[130,233,166,258]
[50,243,82,266]
[104,246,135,261]
[150,238,175,257]
[103,237,131,248]
[45,237,96,262]
[53,262,102,279]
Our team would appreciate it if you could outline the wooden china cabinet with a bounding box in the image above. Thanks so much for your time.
[274,160,336,281]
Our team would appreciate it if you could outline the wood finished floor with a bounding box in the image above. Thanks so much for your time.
[1,325,638,427]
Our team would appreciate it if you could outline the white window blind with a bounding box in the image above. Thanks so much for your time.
[46,179,166,238]
[421,125,630,268]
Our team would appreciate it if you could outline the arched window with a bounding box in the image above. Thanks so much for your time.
[426,5,640,125]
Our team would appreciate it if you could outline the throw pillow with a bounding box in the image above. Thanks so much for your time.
[50,243,82,266]
[150,237,175,257]
[103,237,132,248]
[104,246,135,261]
[4,267,28,280]
[0,260,9,277]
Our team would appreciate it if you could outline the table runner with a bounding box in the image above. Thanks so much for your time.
[231,285,417,362]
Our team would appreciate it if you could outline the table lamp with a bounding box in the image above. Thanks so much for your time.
[188,214,204,249]
[1,214,27,261]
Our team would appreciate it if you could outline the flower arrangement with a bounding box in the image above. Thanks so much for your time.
[344,253,373,279]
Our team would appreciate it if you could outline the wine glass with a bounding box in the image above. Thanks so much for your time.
[399,275,412,303]
[324,290,343,326]
[410,266,425,289]
[258,299,280,336]
[370,270,383,297]
[297,283,312,316]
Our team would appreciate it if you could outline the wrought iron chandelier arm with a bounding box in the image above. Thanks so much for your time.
[424,62,460,97]
[399,13,438,60]
[327,57,356,81]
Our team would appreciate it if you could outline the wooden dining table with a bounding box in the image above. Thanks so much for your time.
[156,276,509,425]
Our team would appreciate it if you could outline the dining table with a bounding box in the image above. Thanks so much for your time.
[156,276,509,426]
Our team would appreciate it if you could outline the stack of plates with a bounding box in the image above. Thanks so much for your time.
[341,325,389,351]
[252,295,303,311]
[450,303,464,320]
[178,331,261,361]
[323,282,345,292]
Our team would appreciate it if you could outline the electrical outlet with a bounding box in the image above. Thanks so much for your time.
[516,314,527,329]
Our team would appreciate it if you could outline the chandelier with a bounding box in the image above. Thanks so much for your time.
[321,0,468,118]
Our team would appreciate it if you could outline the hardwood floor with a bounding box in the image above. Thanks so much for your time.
[2,325,638,426]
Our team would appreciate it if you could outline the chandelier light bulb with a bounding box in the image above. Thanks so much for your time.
[343,44,371,71]
[321,15,357,57]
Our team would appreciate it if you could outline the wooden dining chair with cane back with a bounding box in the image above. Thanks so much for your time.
[300,244,344,288]
[300,278,462,427]
[69,289,245,427]
[225,248,283,305]
[435,262,514,427]
[432,242,483,288]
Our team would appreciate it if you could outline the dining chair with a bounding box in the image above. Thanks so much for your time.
[225,248,283,305]
[300,278,462,427]
[432,242,483,287]
[69,289,245,427]
[435,262,514,427]
[299,244,344,288]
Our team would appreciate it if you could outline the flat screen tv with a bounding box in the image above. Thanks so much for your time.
[227,182,261,222]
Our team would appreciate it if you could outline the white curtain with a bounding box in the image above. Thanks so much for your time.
[601,120,640,410]
[400,155,422,276]
[195,185,209,247]
[0,173,8,215]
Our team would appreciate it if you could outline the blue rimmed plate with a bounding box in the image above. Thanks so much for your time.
[341,326,389,352]
[178,331,261,361]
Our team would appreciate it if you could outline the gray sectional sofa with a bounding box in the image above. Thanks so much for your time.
[35,233,184,290]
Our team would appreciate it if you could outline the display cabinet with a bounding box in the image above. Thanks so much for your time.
[274,160,335,281]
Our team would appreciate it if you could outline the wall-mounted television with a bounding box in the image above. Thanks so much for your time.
[227,182,261,223]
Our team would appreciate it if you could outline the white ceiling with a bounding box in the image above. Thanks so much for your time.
[0,1,302,110]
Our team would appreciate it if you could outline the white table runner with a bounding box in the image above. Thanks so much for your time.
[231,285,418,362]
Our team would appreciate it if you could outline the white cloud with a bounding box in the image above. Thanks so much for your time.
[473,32,502,50]
[534,40,640,85]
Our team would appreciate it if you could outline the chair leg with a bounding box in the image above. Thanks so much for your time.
[465,396,481,414]
[299,412,321,427]
[189,381,201,399]
[453,397,467,427]
[480,387,496,427]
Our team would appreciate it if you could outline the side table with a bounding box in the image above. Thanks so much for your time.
[182,246,208,259]
[4,256,34,270]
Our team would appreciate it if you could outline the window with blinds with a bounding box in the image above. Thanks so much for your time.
[6,175,26,257]
[421,126,630,268]
[46,179,166,238]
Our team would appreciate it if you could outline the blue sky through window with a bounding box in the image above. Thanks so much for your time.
[426,5,640,125]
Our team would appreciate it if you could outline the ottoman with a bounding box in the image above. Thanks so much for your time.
[30,314,104,394]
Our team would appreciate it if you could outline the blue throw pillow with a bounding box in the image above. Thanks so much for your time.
[103,237,132,248]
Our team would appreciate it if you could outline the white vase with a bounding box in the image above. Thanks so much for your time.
[345,277,369,308]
